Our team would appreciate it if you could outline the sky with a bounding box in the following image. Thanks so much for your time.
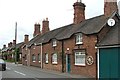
[0,0,120,49]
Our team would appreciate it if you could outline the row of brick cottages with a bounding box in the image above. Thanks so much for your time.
[2,1,120,78]
[21,1,120,78]
[1,40,24,62]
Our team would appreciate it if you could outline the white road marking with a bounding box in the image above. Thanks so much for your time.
[14,70,26,76]
[6,67,11,70]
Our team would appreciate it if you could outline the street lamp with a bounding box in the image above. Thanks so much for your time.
[15,22,17,64]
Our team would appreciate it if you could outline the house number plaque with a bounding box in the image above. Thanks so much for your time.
[86,56,94,65]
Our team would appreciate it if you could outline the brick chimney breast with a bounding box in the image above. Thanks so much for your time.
[24,34,29,44]
[33,23,41,37]
[104,0,118,17]
[42,18,50,34]
[3,45,6,49]
[9,42,12,47]
[13,40,16,46]
[8,43,10,47]
[73,1,86,24]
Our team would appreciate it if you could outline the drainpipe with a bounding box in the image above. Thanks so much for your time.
[39,43,43,69]
[62,40,64,72]
[28,48,31,66]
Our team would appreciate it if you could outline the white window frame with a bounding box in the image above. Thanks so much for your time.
[75,52,86,66]
[76,33,83,44]
[45,53,48,63]
[52,53,57,64]
[32,54,36,62]
[52,39,57,47]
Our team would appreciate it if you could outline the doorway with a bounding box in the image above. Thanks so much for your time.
[66,54,71,73]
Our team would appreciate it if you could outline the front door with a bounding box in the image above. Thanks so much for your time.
[66,54,71,73]
[99,47,119,78]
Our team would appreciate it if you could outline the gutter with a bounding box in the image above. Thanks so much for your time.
[96,45,120,49]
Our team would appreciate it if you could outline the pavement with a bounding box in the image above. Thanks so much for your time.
[15,63,91,78]
[1,62,95,80]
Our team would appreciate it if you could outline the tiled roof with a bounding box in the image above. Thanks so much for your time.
[27,12,119,46]
[16,42,24,49]
[2,42,24,52]
[97,20,120,47]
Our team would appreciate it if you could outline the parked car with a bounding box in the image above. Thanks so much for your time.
[0,59,6,71]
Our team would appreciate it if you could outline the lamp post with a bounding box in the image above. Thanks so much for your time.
[15,22,17,64]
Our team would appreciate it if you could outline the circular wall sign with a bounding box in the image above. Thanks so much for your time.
[107,18,115,27]
[86,56,94,65]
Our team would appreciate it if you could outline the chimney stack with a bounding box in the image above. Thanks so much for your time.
[24,34,29,44]
[104,0,118,17]
[3,45,6,49]
[33,23,41,37]
[13,40,16,46]
[42,18,50,34]
[73,0,86,24]
[8,43,10,47]
[9,42,12,47]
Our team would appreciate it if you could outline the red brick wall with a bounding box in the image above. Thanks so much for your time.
[30,45,41,67]
[21,24,113,78]
[22,46,28,65]
[63,34,97,78]
[43,40,62,72]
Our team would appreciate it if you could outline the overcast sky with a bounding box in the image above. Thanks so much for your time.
[0,0,120,49]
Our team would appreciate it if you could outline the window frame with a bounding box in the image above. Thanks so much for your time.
[52,53,58,64]
[52,39,57,47]
[76,33,83,45]
[75,51,86,66]
[45,53,48,63]
[32,54,36,62]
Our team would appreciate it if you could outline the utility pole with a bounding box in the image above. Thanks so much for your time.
[15,22,17,64]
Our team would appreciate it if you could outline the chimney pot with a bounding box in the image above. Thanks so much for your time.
[46,18,48,21]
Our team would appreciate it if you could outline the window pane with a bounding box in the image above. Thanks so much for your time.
[53,40,57,46]
[52,53,57,63]
[38,54,41,61]
[75,52,85,65]
[32,54,36,61]
[76,33,82,44]
[46,54,48,63]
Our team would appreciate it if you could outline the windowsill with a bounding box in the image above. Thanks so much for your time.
[75,64,86,67]
[39,61,41,63]
[76,42,83,45]
[25,60,27,61]
[32,61,36,62]
[52,62,58,64]
[52,45,57,47]
[45,61,48,64]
